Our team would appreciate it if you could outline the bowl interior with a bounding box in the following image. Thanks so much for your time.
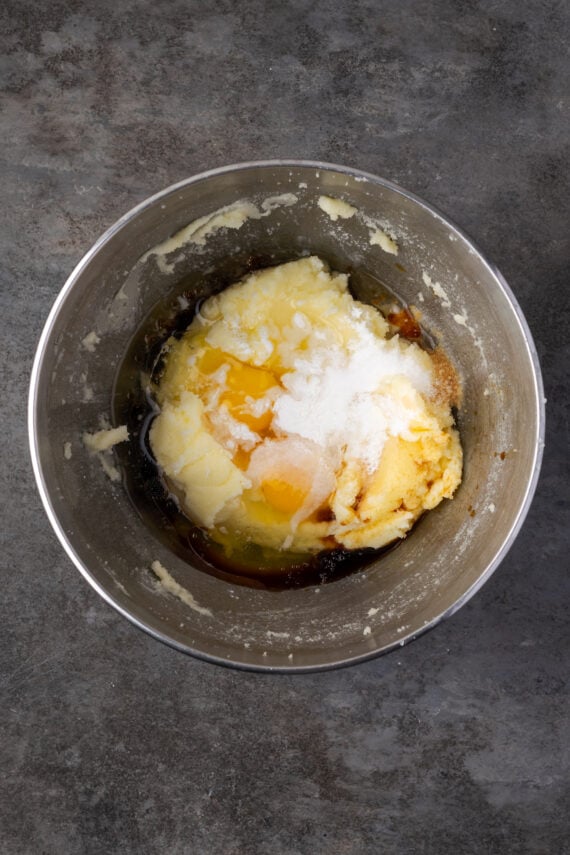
[30,162,543,670]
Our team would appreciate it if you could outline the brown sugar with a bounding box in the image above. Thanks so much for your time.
[430,347,462,408]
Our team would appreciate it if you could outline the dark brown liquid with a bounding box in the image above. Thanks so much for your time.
[111,254,424,591]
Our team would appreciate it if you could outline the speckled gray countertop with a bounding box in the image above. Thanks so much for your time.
[2,1,568,852]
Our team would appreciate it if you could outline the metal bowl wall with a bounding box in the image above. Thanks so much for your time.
[29,161,545,671]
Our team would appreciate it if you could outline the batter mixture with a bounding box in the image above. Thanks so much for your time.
[150,256,462,557]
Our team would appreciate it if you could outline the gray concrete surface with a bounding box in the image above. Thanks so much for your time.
[1,1,568,852]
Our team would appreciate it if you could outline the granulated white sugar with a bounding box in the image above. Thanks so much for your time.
[272,323,433,472]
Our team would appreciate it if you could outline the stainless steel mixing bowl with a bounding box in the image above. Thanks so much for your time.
[28,160,545,671]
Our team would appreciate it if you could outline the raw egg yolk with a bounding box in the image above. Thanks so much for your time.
[198,347,228,374]
[199,348,277,433]
[261,477,308,515]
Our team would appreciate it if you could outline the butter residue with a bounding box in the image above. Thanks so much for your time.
[83,425,129,483]
[83,425,129,452]
[142,194,298,273]
[422,272,451,308]
[318,195,358,221]
[165,201,260,250]
[261,193,298,213]
[150,560,212,616]
[369,227,398,255]
[82,331,101,352]
[99,455,121,483]
[63,441,72,460]
[422,272,486,360]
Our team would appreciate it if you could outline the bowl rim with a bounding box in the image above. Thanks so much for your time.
[28,158,546,673]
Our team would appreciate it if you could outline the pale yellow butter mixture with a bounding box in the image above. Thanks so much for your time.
[150,256,462,555]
